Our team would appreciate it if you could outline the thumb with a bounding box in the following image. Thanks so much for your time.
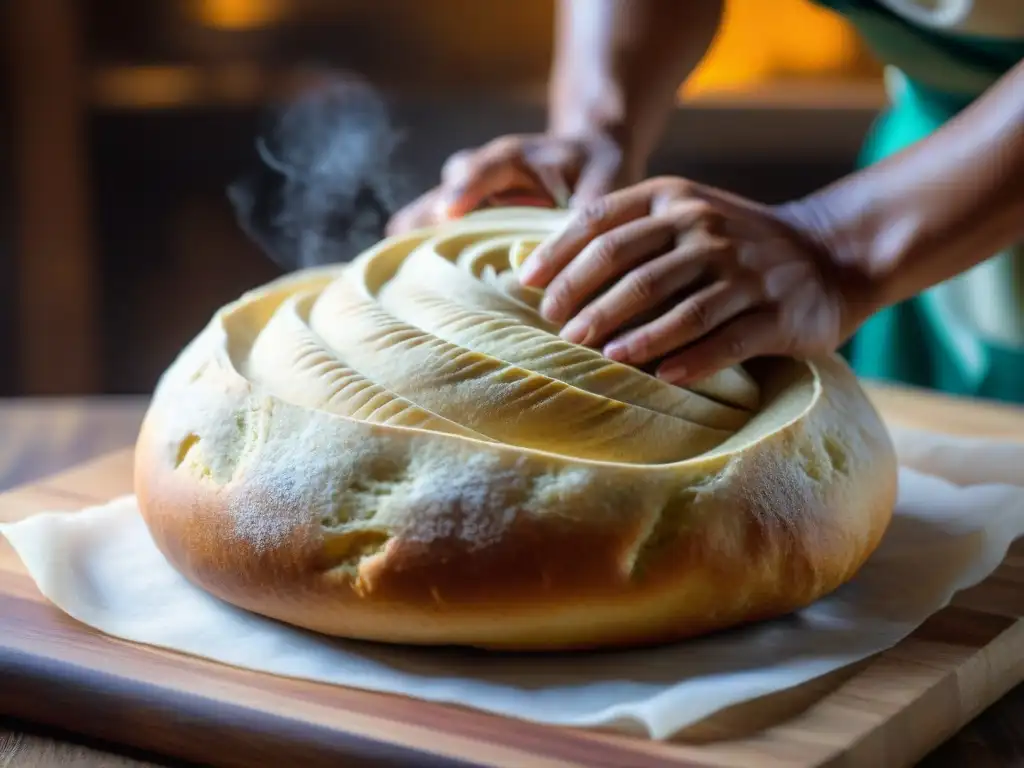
[441,164,538,219]
[570,154,622,208]
[668,181,779,240]
[682,182,772,222]
[439,147,546,219]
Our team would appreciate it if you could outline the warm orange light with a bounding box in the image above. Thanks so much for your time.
[188,0,289,30]
[89,64,280,108]
[683,0,864,96]
[91,65,204,108]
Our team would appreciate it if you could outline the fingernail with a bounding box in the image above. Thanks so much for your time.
[438,186,470,218]
[657,363,687,383]
[539,295,563,323]
[603,341,630,362]
[433,196,456,221]
[518,259,541,285]
[560,318,591,346]
[447,182,468,203]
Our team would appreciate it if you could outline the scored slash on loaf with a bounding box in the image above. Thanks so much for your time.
[134,207,898,651]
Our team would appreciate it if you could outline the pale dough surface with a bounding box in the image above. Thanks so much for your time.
[130,206,896,650]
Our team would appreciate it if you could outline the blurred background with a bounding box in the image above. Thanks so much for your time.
[1,0,885,399]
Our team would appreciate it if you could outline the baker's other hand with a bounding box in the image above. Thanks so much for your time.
[385,132,635,236]
[518,176,874,385]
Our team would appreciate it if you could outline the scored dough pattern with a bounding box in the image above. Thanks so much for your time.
[238,208,761,466]
[136,206,896,650]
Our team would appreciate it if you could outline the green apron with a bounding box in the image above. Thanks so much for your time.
[813,0,1024,403]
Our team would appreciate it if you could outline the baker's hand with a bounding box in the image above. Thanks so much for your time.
[386,132,635,236]
[518,177,865,385]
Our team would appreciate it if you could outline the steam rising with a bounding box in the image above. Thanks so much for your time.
[229,76,403,270]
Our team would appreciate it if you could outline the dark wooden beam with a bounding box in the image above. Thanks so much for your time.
[6,0,100,394]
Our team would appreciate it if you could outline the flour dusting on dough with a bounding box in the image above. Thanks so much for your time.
[397,453,531,549]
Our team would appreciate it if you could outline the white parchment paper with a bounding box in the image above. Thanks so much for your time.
[3,426,1024,740]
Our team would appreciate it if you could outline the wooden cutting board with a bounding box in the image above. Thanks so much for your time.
[1,387,1023,768]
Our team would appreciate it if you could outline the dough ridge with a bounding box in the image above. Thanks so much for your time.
[134,207,898,651]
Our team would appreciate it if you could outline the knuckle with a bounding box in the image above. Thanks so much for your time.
[752,267,777,299]
[626,269,658,303]
[693,202,723,228]
[702,233,734,258]
[777,309,804,347]
[649,175,683,191]
[627,332,651,361]
[726,335,748,359]
[680,300,713,333]
[442,148,474,173]
[588,234,620,269]
[577,305,605,336]
[440,149,479,184]
[746,272,769,301]
[699,240,741,279]
[575,199,611,231]
[545,280,572,314]
[673,177,701,199]
[645,176,683,203]
[488,134,528,157]
[525,137,572,167]
[675,177,698,193]
[735,242,762,270]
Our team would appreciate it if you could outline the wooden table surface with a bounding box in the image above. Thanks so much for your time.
[1,385,1022,767]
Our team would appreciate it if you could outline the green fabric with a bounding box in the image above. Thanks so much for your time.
[812,0,1024,403]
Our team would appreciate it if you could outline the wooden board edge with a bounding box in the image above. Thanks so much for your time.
[828,618,1024,768]
[1,590,1020,768]
[0,643,481,768]
[2,387,1023,768]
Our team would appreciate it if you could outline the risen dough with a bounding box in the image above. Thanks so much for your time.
[134,207,897,651]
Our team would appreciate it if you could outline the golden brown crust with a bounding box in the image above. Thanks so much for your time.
[134,210,897,651]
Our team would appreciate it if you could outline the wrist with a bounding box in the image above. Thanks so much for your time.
[774,192,890,337]
[782,60,1024,317]
[548,73,650,183]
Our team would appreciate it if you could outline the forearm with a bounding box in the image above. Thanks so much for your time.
[802,60,1024,318]
[548,0,723,180]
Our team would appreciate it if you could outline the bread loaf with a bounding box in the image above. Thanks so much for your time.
[134,207,897,651]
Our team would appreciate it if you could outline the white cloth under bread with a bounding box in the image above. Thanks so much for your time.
[2,425,1023,739]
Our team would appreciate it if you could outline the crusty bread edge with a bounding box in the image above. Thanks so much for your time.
[134,289,896,651]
